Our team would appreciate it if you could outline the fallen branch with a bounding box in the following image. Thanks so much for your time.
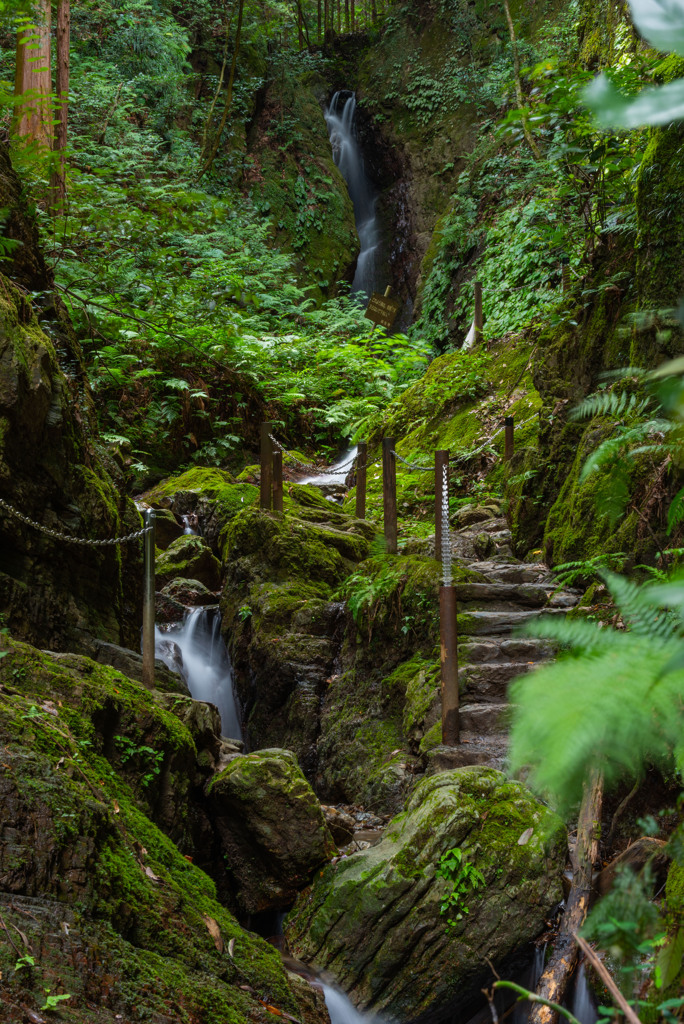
[574,936,642,1024]
[529,769,604,1024]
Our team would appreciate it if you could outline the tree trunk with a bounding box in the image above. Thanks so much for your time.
[345,0,350,33]
[197,0,245,179]
[530,770,604,1024]
[502,0,541,160]
[318,0,322,42]
[49,0,70,214]
[14,0,52,148]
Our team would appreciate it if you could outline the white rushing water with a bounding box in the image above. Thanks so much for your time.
[155,607,242,740]
[323,985,376,1024]
[571,963,598,1024]
[299,445,358,487]
[325,92,380,298]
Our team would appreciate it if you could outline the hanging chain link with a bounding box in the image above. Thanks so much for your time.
[390,449,434,472]
[0,497,152,547]
[440,463,452,586]
[269,433,358,477]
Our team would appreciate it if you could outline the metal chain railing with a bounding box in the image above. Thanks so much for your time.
[440,463,452,586]
[390,450,434,472]
[269,433,358,477]
[0,496,152,546]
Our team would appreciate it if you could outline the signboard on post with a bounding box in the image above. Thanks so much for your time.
[365,290,401,331]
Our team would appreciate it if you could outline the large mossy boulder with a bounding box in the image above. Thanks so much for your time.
[220,487,373,772]
[0,637,327,1024]
[208,748,337,913]
[286,767,565,1022]
[143,466,259,550]
[0,145,141,653]
[156,534,222,590]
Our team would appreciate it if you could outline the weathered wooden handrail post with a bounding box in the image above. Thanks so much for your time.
[474,280,483,346]
[142,508,156,690]
[356,441,367,520]
[561,256,570,294]
[260,421,274,510]
[504,415,514,462]
[382,438,397,554]
[434,449,449,564]
[272,450,284,513]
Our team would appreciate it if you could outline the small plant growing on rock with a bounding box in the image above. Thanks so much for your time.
[435,846,486,927]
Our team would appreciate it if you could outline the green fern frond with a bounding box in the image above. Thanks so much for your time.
[552,553,627,587]
[509,633,684,810]
[521,614,620,653]
[602,571,680,643]
[668,486,684,536]
[571,390,650,422]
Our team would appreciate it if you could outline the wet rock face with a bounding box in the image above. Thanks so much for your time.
[209,748,337,913]
[0,639,329,1024]
[156,535,222,590]
[286,767,565,1022]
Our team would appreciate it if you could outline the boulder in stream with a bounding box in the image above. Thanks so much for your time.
[286,766,565,1022]
[156,534,222,589]
[209,748,337,913]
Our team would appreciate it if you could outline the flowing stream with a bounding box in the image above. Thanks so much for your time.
[299,445,358,487]
[155,607,243,740]
[325,92,380,298]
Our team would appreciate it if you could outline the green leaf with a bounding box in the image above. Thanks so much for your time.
[584,74,684,128]
[655,928,684,989]
[627,0,684,57]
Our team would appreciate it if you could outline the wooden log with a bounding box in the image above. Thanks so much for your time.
[529,769,604,1024]
[440,584,459,745]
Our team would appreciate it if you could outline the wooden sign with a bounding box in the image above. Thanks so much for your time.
[365,292,401,330]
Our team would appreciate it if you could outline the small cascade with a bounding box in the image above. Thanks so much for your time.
[299,445,358,487]
[325,92,381,298]
[182,513,199,535]
[155,607,242,740]
[570,963,598,1024]
[322,986,378,1024]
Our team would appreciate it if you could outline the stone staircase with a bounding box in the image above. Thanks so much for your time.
[428,514,581,773]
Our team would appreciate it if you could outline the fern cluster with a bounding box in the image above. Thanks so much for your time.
[509,571,684,811]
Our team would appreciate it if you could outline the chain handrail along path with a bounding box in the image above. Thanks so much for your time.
[0,496,153,547]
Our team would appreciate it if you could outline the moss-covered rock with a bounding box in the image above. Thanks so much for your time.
[219,492,373,772]
[0,637,325,1024]
[156,534,222,590]
[208,748,337,913]
[143,467,259,551]
[286,767,565,1021]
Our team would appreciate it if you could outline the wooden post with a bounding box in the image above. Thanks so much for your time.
[440,585,459,745]
[272,450,283,512]
[382,438,397,555]
[562,256,570,294]
[260,421,274,510]
[435,450,449,564]
[356,441,367,520]
[474,280,483,346]
[142,509,156,690]
[504,416,514,461]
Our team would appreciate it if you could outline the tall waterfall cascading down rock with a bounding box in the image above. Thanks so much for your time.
[325,92,381,298]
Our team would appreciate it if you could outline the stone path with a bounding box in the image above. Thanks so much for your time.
[428,512,580,773]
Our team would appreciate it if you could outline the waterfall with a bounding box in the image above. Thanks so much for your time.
[322,985,379,1024]
[155,607,242,740]
[325,92,381,298]
[571,964,598,1024]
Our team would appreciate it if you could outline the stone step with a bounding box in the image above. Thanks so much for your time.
[426,734,508,774]
[458,608,566,636]
[459,702,511,734]
[459,637,555,664]
[466,561,554,585]
[461,661,536,702]
[452,582,578,609]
